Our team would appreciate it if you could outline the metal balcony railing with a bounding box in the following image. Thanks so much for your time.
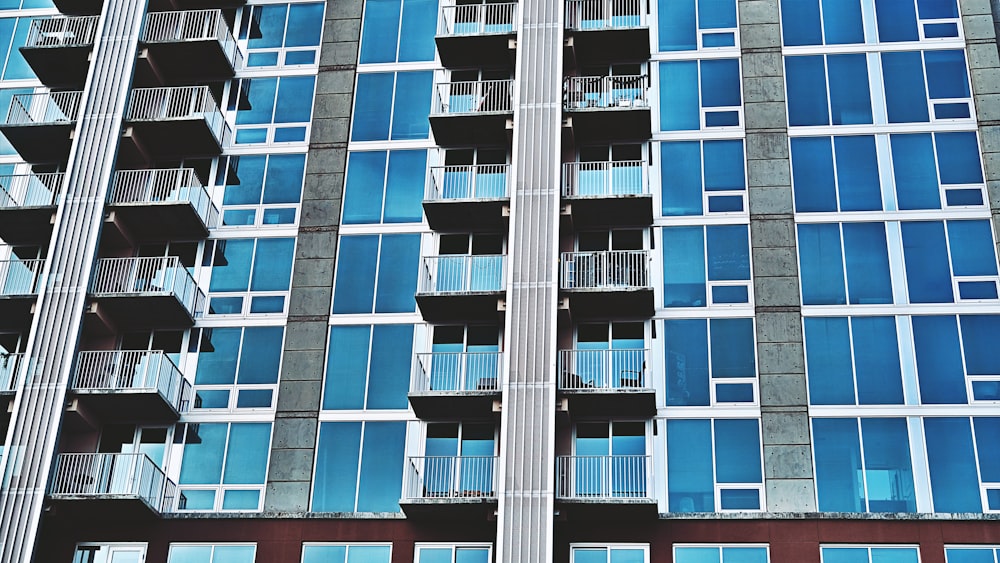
[6,91,83,125]
[427,164,509,201]
[110,168,219,227]
[438,2,518,35]
[0,259,44,295]
[563,75,648,110]
[126,86,229,142]
[556,454,651,499]
[412,351,502,393]
[565,0,647,29]
[0,173,64,208]
[50,453,177,513]
[0,352,23,392]
[73,350,190,409]
[557,348,648,390]
[418,255,506,294]
[90,256,203,314]
[433,80,513,115]
[25,16,99,48]
[143,9,241,68]
[562,161,647,197]
[403,455,499,500]
[560,250,650,290]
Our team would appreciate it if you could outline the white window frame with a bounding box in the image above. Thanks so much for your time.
[413,543,493,563]
[166,543,257,563]
[301,543,393,563]
[673,543,770,563]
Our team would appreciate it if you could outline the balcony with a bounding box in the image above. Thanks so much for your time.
[555,454,656,518]
[563,76,650,144]
[564,0,650,64]
[436,2,517,68]
[409,351,502,419]
[0,259,43,330]
[562,161,651,226]
[560,250,653,317]
[557,348,654,415]
[424,164,509,231]
[103,168,218,245]
[416,255,506,322]
[70,350,191,423]
[0,91,82,164]
[0,173,64,244]
[49,453,177,519]
[120,86,229,165]
[137,10,241,85]
[430,80,513,147]
[0,352,21,394]
[88,256,204,330]
[401,455,498,519]
[20,16,99,88]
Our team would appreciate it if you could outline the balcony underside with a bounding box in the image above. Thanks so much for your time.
[416,293,504,323]
[408,391,499,420]
[51,0,102,15]
[20,45,92,89]
[423,198,508,232]
[0,296,35,330]
[563,194,652,228]
[0,123,75,164]
[71,390,181,424]
[429,114,511,147]
[87,295,195,332]
[137,42,236,86]
[104,202,210,245]
[563,108,651,145]
[563,288,653,319]
[436,34,514,68]
[564,27,650,66]
[46,496,163,521]
[0,206,55,245]
[560,388,656,417]
[555,497,657,520]
[155,0,248,9]
[119,120,223,165]
[399,497,498,520]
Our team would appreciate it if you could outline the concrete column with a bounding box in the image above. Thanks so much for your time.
[263,0,362,512]
[738,0,817,511]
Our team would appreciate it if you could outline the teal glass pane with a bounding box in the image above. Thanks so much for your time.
[842,222,892,304]
[660,61,700,130]
[179,423,227,484]
[835,135,882,211]
[262,153,306,204]
[805,317,854,404]
[667,419,714,512]
[384,150,426,222]
[367,324,413,409]
[925,417,982,512]
[786,56,830,126]
[676,547,719,563]
[286,3,325,47]
[882,52,929,123]
[324,325,371,410]
[223,423,271,484]
[780,0,822,45]
[715,419,762,483]
[658,0,696,50]
[798,223,846,305]
[312,422,362,511]
[209,239,254,292]
[791,137,836,212]
[664,319,710,406]
[236,327,283,384]
[663,226,706,307]
[893,133,939,204]
[875,0,919,41]
[813,418,865,512]
[852,317,904,404]
[194,328,241,385]
[399,0,438,62]
[333,235,379,313]
[302,546,347,563]
[360,0,401,63]
[251,237,294,291]
[352,73,395,141]
[374,234,420,312]
[861,418,916,512]
[357,421,406,511]
[661,141,702,215]
[948,220,998,276]
[390,71,432,140]
[901,221,953,303]
[912,315,968,404]
[823,0,864,43]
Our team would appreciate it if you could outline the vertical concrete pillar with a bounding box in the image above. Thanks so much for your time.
[263,0,363,512]
[738,0,817,511]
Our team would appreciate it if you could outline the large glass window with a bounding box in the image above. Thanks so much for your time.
[797,222,892,305]
[301,545,392,563]
[663,317,757,406]
[662,224,751,307]
[791,136,882,213]
[923,417,1000,513]
[659,59,742,131]
[342,150,426,224]
[312,421,407,512]
[658,0,738,51]
[675,546,769,563]
[666,419,764,512]
[785,54,873,126]
[177,422,273,512]
[239,2,325,68]
[946,547,1000,563]
[901,220,999,303]
[414,544,492,563]
[661,139,746,216]
[875,0,961,41]
[780,0,864,46]
[229,76,317,144]
[204,237,296,315]
[890,132,986,209]
[804,317,904,405]
[216,153,306,227]
[323,324,413,410]
[571,545,648,563]
[331,234,421,314]
[167,544,256,563]
[882,50,972,123]
[820,546,919,563]
[351,71,433,142]
[359,0,438,63]
[912,315,1000,404]
[0,18,38,80]
[190,326,284,411]
[0,0,54,9]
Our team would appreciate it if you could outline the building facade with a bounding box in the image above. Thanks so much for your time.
[0,0,998,561]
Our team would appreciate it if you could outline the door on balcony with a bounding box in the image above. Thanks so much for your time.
[1,245,43,294]
[96,425,170,495]
[117,330,184,388]
[575,144,643,196]
[576,229,646,288]
[430,325,500,391]
[134,242,197,292]
[436,233,504,292]
[573,421,647,498]
[577,63,644,107]
[574,322,644,389]
[441,148,507,199]
[447,69,510,113]
[0,332,25,390]
[423,423,495,497]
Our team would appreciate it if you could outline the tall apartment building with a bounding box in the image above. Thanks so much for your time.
[0,0,998,561]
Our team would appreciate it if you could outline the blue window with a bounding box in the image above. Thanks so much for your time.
[805,317,903,405]
[821,546,919,563]
[343,150,426,224]
[659,59,742,131]
[661,140,745,216]
[229,76,317,144]
[791,136,882,212]
[331,234,421,314]
[675,546,769,563]
[946,547,1000,563]
[323,324,414,410]
[359,0,438,63]
[780,0,864,46]
[882,50,971,123]
[662,224,751,307]
[571,545,648,563]
[352,71,433,141]
[0,18,38,80]
[924,417,1000,513]
[415,545,492,563]
[177,422,272,511]
[666,419,764,512]
[191,326,284,410]
[658,0,738,51]
[0,0,54,8]
[785,54,872,126]
[167,544,256,563]
[205,237,296,315]
[891,132,985,209]
[875,0,960,41]
[302,545,392,563]
[812,418,916,512]
[664,317,756,406]
[312,421,407,512]
[797,223,892,305]
[240,3,325,67]
[216,153,305,227]
[901,220,999,304]
[912,315,1000,404]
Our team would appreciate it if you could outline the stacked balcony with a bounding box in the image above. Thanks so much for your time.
[0,91,82,163]
[103,168,218,246]
[137,10,241,86]
[415,254,506,322]
[400,454,499,518]
[20,16,99,88]
[561,160,651,226]
[564,0,650,64]
[0,172,64,244]
[0,258,43,330]
[563,75,651,143]
[48,452,178,518]
[557,348,654,415]
[52,0,248,14]
[69,350,191,423]
[409,351,503,419]
[555,454,656,518]
[424,164,510,230]
[88,256,204,330]
[118,86,228,166]
[429,79,514,146]
[560,249,653,317]
[436,2,518,67]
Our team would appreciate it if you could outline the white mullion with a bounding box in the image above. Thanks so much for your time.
[855,417,872,511]
[868,52,888,125]
[967,415,989,511]
[907,414,933,512]
[214,423,234,511]
[354,421,367,511]
[823,55,834,126]
[953,312,973,403]
[846,317,861,405]
[230,328,247,410]
[896,315,920,405]
[361,325,375,409]
[940,218,961,303]
[370,235,384,313]
[394,0,405,63]
[838,222,850,304]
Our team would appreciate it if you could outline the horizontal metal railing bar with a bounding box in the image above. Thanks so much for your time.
[559,250,650,290]
[557,348,649,390]
[73,350,186,409]
[142,9,240,68]
[110,168,219,227]
[563,75,649,109]
[5,91,83,125]
[437,2,518,35]
[50,452,176,513]
[403,455,499,500]
[25,15,99,47]
[90,256,204,318]
[0,259,45,295]
[126,86,229,146]
[433,79,513,115]
[0,172,64,207]
[417,254,507,294]
[426,164,510,201]
[555,454,652,499]
[561,160,648,197]
[565,0,647,29]
[411,351,503,393]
